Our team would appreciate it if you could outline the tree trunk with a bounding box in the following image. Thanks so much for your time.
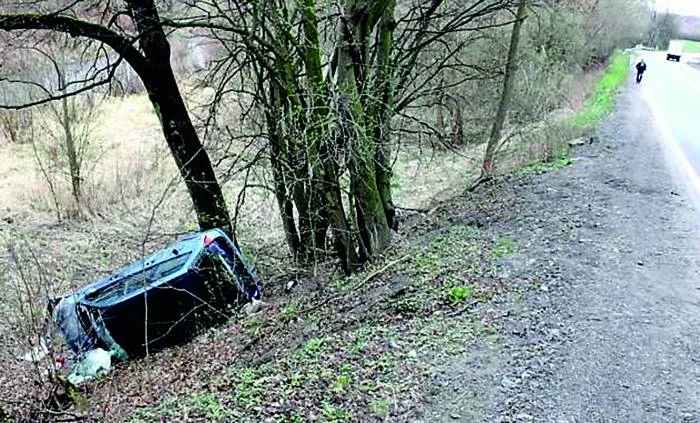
[300,0,360,271]
[481,0,528,177]
[126,0,231,232]
[337,0,390,260]
[450,97,464,145]
[61,95,81,209]
[267,83,302,257]
[374,0,397,231]
[1,112,20,143]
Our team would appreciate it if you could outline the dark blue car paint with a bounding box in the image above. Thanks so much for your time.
[51,229,261,357]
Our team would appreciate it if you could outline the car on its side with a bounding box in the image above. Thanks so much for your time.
[50,229,262,358]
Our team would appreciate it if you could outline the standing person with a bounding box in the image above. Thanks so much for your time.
[636,59,647,83]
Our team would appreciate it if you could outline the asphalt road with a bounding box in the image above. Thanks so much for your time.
[499,69,700,421]
[424,52,700,422]
[641,52,700,203]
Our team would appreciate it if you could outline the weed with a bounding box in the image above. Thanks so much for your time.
[130,393,231,422]
[410,225,478,277]
[232,367,264,407]
[391,298,423,314]
[446,285,473,305]
[371,399,391,417]
[189,392,230,420]
[129,396,179,421]
[289,371,303,388]
[521,150,575,175]
[334,374,352,392]
[280,299,299,319]
[321,401,351,421]
[242,317,263,331]
[491,236,515,260]
[351,327,372,354]
[299,337,324,359]
[328,274,350,293]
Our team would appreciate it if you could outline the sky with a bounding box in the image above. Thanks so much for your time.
[653,0,700,16]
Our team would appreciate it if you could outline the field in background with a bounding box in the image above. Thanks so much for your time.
[683,40,700,52]
[0,90,489,287]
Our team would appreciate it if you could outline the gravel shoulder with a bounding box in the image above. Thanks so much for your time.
[423,80,700,422]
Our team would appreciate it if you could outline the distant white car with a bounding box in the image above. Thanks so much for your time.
[667,40,683,62]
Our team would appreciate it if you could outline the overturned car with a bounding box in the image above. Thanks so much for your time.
[49,229,262,358]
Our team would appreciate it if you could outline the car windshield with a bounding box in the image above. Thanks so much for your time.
[86,253,191,303]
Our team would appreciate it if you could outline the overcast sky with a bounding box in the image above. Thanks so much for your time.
[654,0,700,16]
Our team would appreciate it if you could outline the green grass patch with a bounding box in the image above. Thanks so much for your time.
[280,298,300,319]
[446,285,473,305]
[409,225,478,277]
[683,40,700,53]
[299,337,325,359]
[128,313,484,422]
[571,51,630,130]
[130,392,232,422]
[371,399,391,417]
[490,236,515,260]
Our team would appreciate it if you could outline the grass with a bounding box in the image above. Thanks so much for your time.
[116,220,517,422]
[571,50,630,130]
[446,285,473,305]
[513,50,629,177]
[371,399,391,417]
[683,40,700,53]
[490,236,515,260]
[280,299,300,319]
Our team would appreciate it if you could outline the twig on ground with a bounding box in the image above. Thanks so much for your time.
[298,254,411,316]
[445,298,479,317]
[467,173,493,192]
[396,206,429,214]
[352,254,412,293]
[238,254,412,360]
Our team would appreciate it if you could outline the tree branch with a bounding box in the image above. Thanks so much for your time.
[0,13,149,85]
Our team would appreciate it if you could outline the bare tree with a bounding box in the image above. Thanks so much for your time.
[481,0,528,178]
[0,0,232,232]
[172,0,513,272]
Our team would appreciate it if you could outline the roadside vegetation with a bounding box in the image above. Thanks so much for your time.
[0,0,652,420]
[572,51,632,130]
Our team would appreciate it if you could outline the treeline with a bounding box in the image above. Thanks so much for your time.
[0,0,650,273]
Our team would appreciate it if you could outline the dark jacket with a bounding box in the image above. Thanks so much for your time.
[636,62,647,73]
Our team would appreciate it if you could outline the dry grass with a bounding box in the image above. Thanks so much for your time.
[0,86,496,414]
[392,145,484,210]
[0,56,606,419]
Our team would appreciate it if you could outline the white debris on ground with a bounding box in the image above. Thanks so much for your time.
[67,348,113,385]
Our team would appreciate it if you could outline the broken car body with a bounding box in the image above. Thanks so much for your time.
[49,229,262,358]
